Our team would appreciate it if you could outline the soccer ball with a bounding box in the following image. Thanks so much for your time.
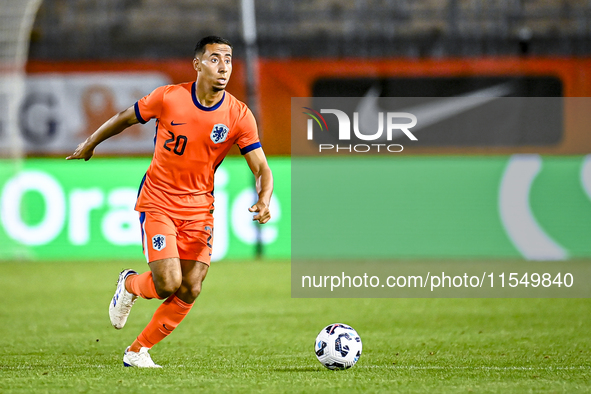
[314,323,362,370]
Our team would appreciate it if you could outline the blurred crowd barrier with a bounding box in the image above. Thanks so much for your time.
[11,57,591,157]
[2,56,589,261]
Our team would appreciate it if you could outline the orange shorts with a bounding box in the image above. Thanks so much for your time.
[139,210,214,265]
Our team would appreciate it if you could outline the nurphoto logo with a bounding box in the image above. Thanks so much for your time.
[303,107,417,153]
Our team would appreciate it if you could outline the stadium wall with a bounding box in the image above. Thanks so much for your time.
[22,57,591,157]
[2,57,589,261]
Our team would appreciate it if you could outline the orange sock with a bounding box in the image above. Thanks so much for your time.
[126,272,162,300]
[136,295,193,349]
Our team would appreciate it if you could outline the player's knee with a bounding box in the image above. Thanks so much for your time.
[154,274,182,299]
[187,283,202,300]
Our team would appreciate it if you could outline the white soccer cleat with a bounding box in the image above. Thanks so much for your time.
[123,347,162,368]
[109,269,138,329]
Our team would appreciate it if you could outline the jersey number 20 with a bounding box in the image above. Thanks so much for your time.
[163,131,188,156]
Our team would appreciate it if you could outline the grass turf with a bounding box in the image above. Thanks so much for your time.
[0,260,590,393]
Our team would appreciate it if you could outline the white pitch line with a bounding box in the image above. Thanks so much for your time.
[389,365,589,371]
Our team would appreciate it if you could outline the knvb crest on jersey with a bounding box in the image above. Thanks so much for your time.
[211,124,229,144]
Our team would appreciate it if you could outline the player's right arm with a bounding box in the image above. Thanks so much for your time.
[66,105,139,161]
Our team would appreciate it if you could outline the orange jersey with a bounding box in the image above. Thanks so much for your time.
[134,82,260,219]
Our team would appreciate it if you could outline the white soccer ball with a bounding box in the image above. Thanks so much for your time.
[314,323,362,370]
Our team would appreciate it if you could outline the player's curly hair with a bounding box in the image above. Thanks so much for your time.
[194,36,233,58]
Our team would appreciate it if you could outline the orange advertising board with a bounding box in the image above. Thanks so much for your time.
[27,57,591,156]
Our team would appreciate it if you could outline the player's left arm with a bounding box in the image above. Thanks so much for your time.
[244,147,274,224]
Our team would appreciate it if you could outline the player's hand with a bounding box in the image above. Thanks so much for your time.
[66,140,95,161]
[248,201,271,224]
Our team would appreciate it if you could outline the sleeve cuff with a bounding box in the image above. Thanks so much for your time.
[134,102,147,124]
[240,141,262,155]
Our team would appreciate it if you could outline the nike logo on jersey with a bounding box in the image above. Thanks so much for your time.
[171,121,186,126]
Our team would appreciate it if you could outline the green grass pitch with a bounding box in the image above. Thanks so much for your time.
[1,259,590,393]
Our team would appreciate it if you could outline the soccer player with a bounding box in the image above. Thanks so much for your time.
[67,36,273,368]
